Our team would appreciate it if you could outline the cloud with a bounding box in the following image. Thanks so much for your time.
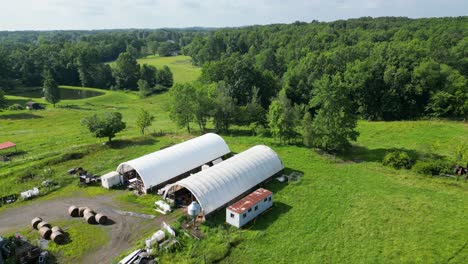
[0,0,466,30]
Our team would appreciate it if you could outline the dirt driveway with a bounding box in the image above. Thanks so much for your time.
[0,195,176,264]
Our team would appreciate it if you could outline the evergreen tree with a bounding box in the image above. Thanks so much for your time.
[42,71,60,107]
[0,89,6,109]
[140,64,158,87]
[157,66,174,88]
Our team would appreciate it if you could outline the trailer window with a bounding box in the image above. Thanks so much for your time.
[243,213,246,218]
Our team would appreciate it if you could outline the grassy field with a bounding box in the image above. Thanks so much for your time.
[10,220,108,263]
[1,60,467,263]
[137,55,201,84]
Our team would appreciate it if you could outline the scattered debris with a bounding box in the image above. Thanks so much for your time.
[161,222,175,237]
[20,187,40,200]
[145,230,165,248]
[285,172,303,182]
[154,200,171,215]
[118,249,153,264]
[276,175,287,182]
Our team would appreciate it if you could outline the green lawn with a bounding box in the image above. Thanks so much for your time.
[137,55,201,84]
[1,64,467,263]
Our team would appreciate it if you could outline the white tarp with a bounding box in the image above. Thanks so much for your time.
[116,133,230,193]
[166,145,284,215]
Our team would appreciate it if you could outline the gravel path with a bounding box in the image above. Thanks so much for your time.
[0,195,176,264]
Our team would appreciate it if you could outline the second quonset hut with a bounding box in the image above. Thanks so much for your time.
[164,145,284,216]
[116,133,230,194]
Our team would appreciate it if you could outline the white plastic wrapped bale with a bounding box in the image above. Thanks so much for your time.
[155,200,171,214]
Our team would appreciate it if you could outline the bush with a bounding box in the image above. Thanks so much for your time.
[413,160,453,176]
[382,151,412,169]
[8,104,25,110]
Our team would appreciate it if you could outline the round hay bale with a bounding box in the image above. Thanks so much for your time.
[78,207,89,217]
[37,221,51,229]
[84,212,97,224]
[39,227,52,240]
[31,217,43,229]
[95,213,108,225]
[83,208,95,215]
[51,226,62,233]
[68,206,79,217]
[50,231,65,244]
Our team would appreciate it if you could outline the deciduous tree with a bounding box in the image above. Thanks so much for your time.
[81,112,126,143]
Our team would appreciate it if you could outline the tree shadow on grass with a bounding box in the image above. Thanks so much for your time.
[203,167,299,228]
[341,145,426,163]
[0,113,43,120]
[108,138,158,149]
[248,201,292,231]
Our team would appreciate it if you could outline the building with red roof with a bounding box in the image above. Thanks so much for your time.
[226,188,273,228]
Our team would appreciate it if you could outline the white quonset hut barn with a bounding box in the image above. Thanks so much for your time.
[226,188,273,228]
[164,145,283,216]
[116,133,230,194]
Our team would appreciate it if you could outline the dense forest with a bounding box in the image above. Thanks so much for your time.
[0,28,210,91]
[184,17,468,121]
[0,17,467,150]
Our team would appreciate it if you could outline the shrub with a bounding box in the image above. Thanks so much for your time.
[8,104,25,110]
[413,160,453,176]
[382,151,412,169]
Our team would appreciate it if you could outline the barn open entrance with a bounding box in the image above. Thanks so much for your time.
[164,185,199,208]
[117,165,145,194]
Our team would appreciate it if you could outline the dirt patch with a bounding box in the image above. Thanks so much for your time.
[0,194,176,264]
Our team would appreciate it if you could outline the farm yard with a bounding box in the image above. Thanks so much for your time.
[0,54,467,264]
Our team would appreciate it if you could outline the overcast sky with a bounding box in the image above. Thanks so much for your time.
[0,0,467,30]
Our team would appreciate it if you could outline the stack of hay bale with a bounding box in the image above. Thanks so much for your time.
[69,205,108,225]
[31,217,65,244]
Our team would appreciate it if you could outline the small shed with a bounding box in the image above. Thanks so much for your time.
[101,171,122,189]
[226,188,273,228]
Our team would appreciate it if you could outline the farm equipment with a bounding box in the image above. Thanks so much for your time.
[0,235,42,264]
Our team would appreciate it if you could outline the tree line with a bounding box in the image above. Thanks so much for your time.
[0,29,207,93]
[184,17,467,121]
[170,17,468,152]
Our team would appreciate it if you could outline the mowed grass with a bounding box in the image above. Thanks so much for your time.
[137,55,201,84]
[1,60,467,263]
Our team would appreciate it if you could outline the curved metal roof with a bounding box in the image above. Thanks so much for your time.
[116,133,230,192]
[167,145,283,215]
